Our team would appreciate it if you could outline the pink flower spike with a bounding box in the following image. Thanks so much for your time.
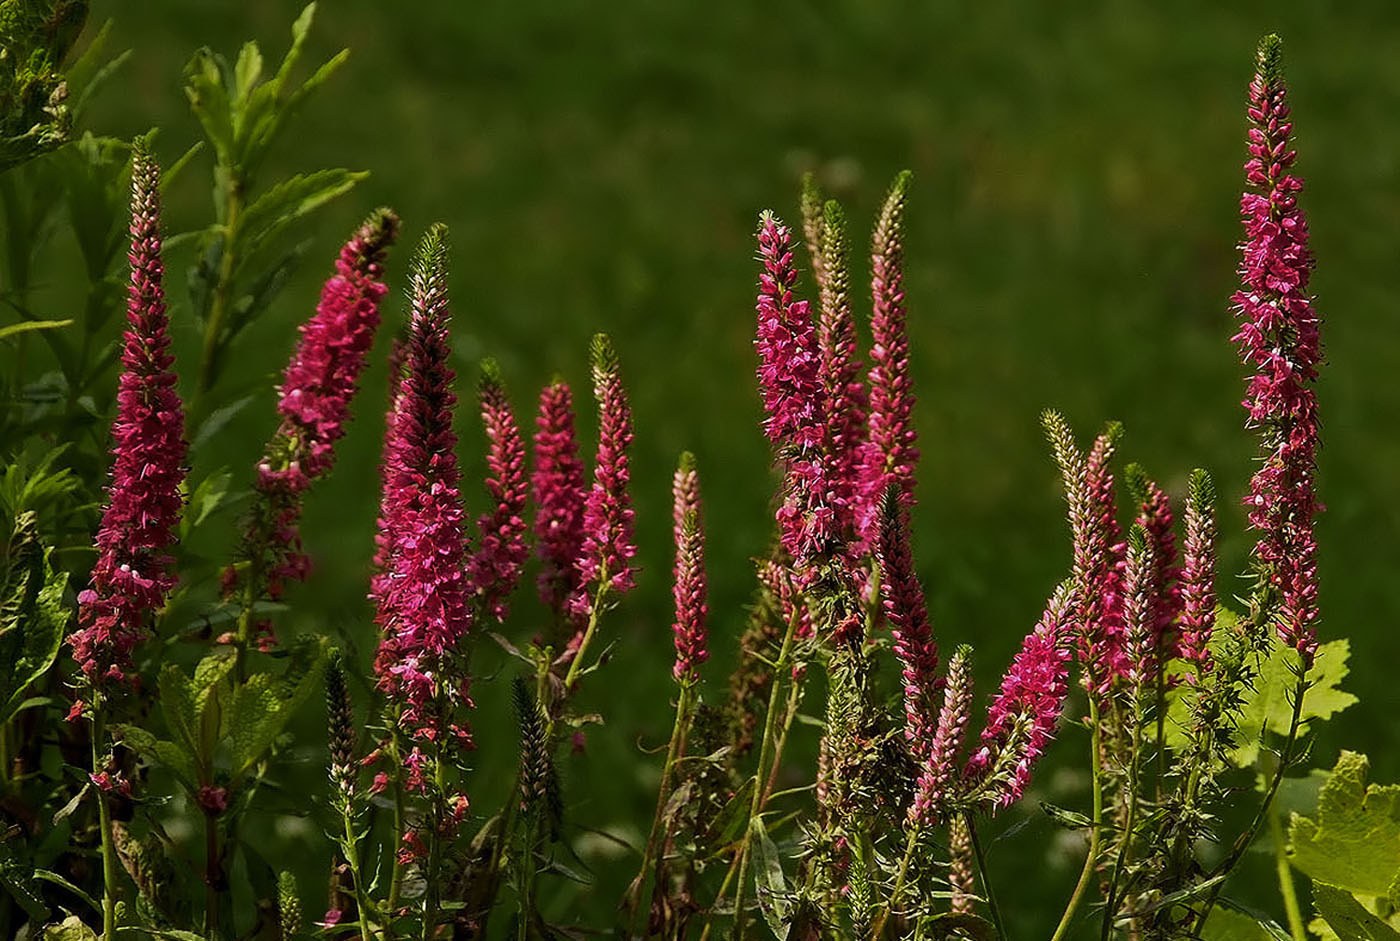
[371,224,473,746]
[670,452,708,684]
[570,334,637,621]
[1126,464,1183,674]
[531,380,587,620]
[873,488,940,759]
[856,172,918,544]
[1231,35,1323,667]
[1179,469,1218,675]
[232,209,399,604]
[70,141,188,695]
[815,201,869,541]
[468,359,529,622]
[964,583,1073,809]
[910,645,973,827]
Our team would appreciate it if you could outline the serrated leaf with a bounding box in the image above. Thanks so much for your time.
[1164,622,1356,767]
[1313,883,1400,941]
[0,840,49,921]
[750,815,790,938]
[226,639,325,776]
[232,42,264,105]
[184,49,235,165]
[1289,752,1400,903]
[2,547,71,725]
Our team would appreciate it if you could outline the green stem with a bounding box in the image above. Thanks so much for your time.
[965,813,1007,941]
[1269,786,1306,941]
[1193,666,1308,934]
[338,797,376,941]
[733,610,800,941]
[422,740,445,941]
[195,175,243,409]
[629,684,693,931]
[1050,696,1104,941]
[204,809,221,938]
[1101,694,1145,941]
[90,704,119,941]
[559,579,610,696]
[387,732,407,916]
[867,825,919,940]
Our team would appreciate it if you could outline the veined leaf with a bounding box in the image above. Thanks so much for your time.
[750,815,790,938]
[233,169,366,270]
[226,638,326,776]
[1312,883,1400,941]
[1,520,71,725]
[1289,752,1400,904]
[1200,907,1277,941]
[118,725,199,791]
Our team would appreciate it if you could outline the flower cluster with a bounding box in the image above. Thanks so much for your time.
[228,209,399,602]
[371,225,473,748]
[69,142,187,696]
[909,646,972,825]
[1232,35,1323,666]
[468,359,529,622]
[856,172,918,543]
[570,334,637,621]
[873,489,940,758]
[531,380,588,623]
[1179,469,1218,672]
[670,452,708,684]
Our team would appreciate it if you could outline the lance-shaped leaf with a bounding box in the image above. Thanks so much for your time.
[225,637,326,777]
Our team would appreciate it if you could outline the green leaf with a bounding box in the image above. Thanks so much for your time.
[183,49,235,165]
[1,525,71,726]
[1312,883,1400,941]
[158,651,235,774]
[232,42,264,106]
[750,816,789,938]
[0,837,49,922]
[180,469,233,537]
[0,319,73,342]
[1164,618,1356,767]
[226,638,326,776]
[705,776,756,855]
[118,725,199,791]
[1200,907,1276,941]
[1290,752,1400,904]
[922,913,999,941]
[32,868,101,914]
[233,169,366,271]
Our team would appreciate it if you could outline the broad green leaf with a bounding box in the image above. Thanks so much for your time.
[32,869,101,914]
[159,651,235,767]
[2,519,71,725]
[0,319,73,342]
[1164,615,1355,767]
[180,469,232,537]
[1290,752,1400,904]
[232,41,264,107]
[118,725,199,791]
[226,639,325,776]
[1200,908,1276,941]
[0,838,48,922]
[1313,883,1400,941]
[183,49,235,164]
[705,776,755,855]
[750,816,789,938]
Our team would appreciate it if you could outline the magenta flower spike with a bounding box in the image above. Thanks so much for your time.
[570,334,637,621]
[531,379,588,620]
[816,201,869,539]
[873,489,940,759]
[1127,465,1183,674]
[1232,35,1323,667]
[468,359,530,622]
[753,211,842,566]
[1179,469,1218,674]
[857,171,918,543]
[964,584,1073,809]
[231,209,399,602]
[371,224,473,745]
[69,142,188,696]
[1119,526,1160,690]
[909,645,972,826]
[670,452,709,684]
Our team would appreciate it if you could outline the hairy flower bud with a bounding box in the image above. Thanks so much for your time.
[469,359,529,622]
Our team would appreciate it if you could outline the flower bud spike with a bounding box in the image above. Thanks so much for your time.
[671,452,709,684]
[799,171,827,290]
[1180,468,1218,675]
[910,645,974,826]
[818,199,868,540]
[469,357,530,622]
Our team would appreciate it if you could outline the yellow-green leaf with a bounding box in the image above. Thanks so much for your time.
[1290,752,1400,904]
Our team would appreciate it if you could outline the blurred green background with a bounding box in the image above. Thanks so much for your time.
[60,0,1400,932]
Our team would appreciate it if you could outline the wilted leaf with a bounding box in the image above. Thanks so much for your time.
[41,915,97,941]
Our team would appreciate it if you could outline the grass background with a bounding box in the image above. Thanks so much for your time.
[53,0,1400,932]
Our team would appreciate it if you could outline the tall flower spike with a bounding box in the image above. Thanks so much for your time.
[1119,525,1160,690]
[754,212,839,565]
[857,171,918,543]
[570,333,637,621]
[70,141,188,693]
[232,209,399,601]
[671,452,708,684]
[1179,469,1218,674]
[963,583,1074,809]
[818,200,869,539]
[325,650,357,794]
[1233,35,1323,667]
[468,359,529,622]
[1126,464,1183,671]
[532,379,587,620]
[873,487,940,759]
[909,645,973,826]
[371,224,473,743]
